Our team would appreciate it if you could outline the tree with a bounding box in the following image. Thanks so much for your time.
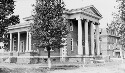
[31,0,69,68]
[0,0,20,48]
[117,0,125,47]
[107,0,125,47]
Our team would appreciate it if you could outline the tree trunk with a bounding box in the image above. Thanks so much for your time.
[47,46,51,68]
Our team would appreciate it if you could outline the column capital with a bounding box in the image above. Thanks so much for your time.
[17,32,20,35]
[85,19,90,23]
[76,16,83,20]
[91,21,95,25]
[95,22,100,25]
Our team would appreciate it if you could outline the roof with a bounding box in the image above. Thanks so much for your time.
[24,5,102,21]
[8,5,102,30]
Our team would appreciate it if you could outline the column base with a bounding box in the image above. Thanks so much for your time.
[76,54,83,57]
[25,50,32,52]
[83,55,93,64]
[68,55,83,62]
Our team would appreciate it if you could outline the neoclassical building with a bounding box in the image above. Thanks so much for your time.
[2,5,102,63]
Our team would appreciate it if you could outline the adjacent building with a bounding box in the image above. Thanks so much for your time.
[99,28,124,58]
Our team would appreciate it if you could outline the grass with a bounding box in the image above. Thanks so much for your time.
[0,64,80,73]
[0,68,47,73]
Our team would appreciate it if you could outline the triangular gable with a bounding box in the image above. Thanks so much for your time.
[89,5,102,18]
[80,5,102,19]
[66,5,102,19]
[83,8,97,16]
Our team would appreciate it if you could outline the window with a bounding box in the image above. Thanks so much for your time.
[71,38,73,51]
[70,22,73,31]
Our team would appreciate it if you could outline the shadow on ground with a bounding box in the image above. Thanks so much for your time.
[0,65,80,73]
[0,68,12,73]
[50,65,80,71]
[0,68,47,73]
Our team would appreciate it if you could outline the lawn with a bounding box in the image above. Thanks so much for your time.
[0,68,47,73]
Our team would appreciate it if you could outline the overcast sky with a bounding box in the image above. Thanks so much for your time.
[14,0,118,28]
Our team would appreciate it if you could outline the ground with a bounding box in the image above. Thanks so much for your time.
[50,61,125,73]
[0,60,125,73]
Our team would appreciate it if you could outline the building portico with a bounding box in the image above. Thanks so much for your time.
[6,22,39,64]
[8,23,32,53]
[63,5,102,58]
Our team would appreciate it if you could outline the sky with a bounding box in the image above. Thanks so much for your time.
[14,0,118,28]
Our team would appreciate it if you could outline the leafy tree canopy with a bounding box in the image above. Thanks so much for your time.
[107,0,125,46]
[0,0,20,42]
[31,0,69,50]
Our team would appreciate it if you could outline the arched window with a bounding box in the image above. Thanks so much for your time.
[70,21,73,31]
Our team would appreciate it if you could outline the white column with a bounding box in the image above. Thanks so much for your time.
[29,32,31,51]
[85,19,89,55]
[10,33,12,52]
[120,47,123,58]
[113,52,114,57]
[78,18,83,55]
[26,31,29,52]
[120,47,123,63]
[91,22,94,55]
[95,24,100,55]
[18,32,20,52]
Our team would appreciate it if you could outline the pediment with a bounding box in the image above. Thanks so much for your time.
[83,8,98,16]
[81,5,102,19]
[65,5,102,19]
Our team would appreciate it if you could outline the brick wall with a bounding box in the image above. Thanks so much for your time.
[67,19,78,56]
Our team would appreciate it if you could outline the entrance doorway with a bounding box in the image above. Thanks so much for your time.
[20,41,25,52]
[115,52,120,58]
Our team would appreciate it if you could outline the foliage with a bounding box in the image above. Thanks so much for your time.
[107,0,125,46]
[31,0,69,51]
[0,0,20,43]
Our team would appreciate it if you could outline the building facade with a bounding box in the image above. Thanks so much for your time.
[2,5,102,63]
[99,28,124,58]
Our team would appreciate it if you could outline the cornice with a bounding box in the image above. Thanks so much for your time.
[8,22,31,30]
